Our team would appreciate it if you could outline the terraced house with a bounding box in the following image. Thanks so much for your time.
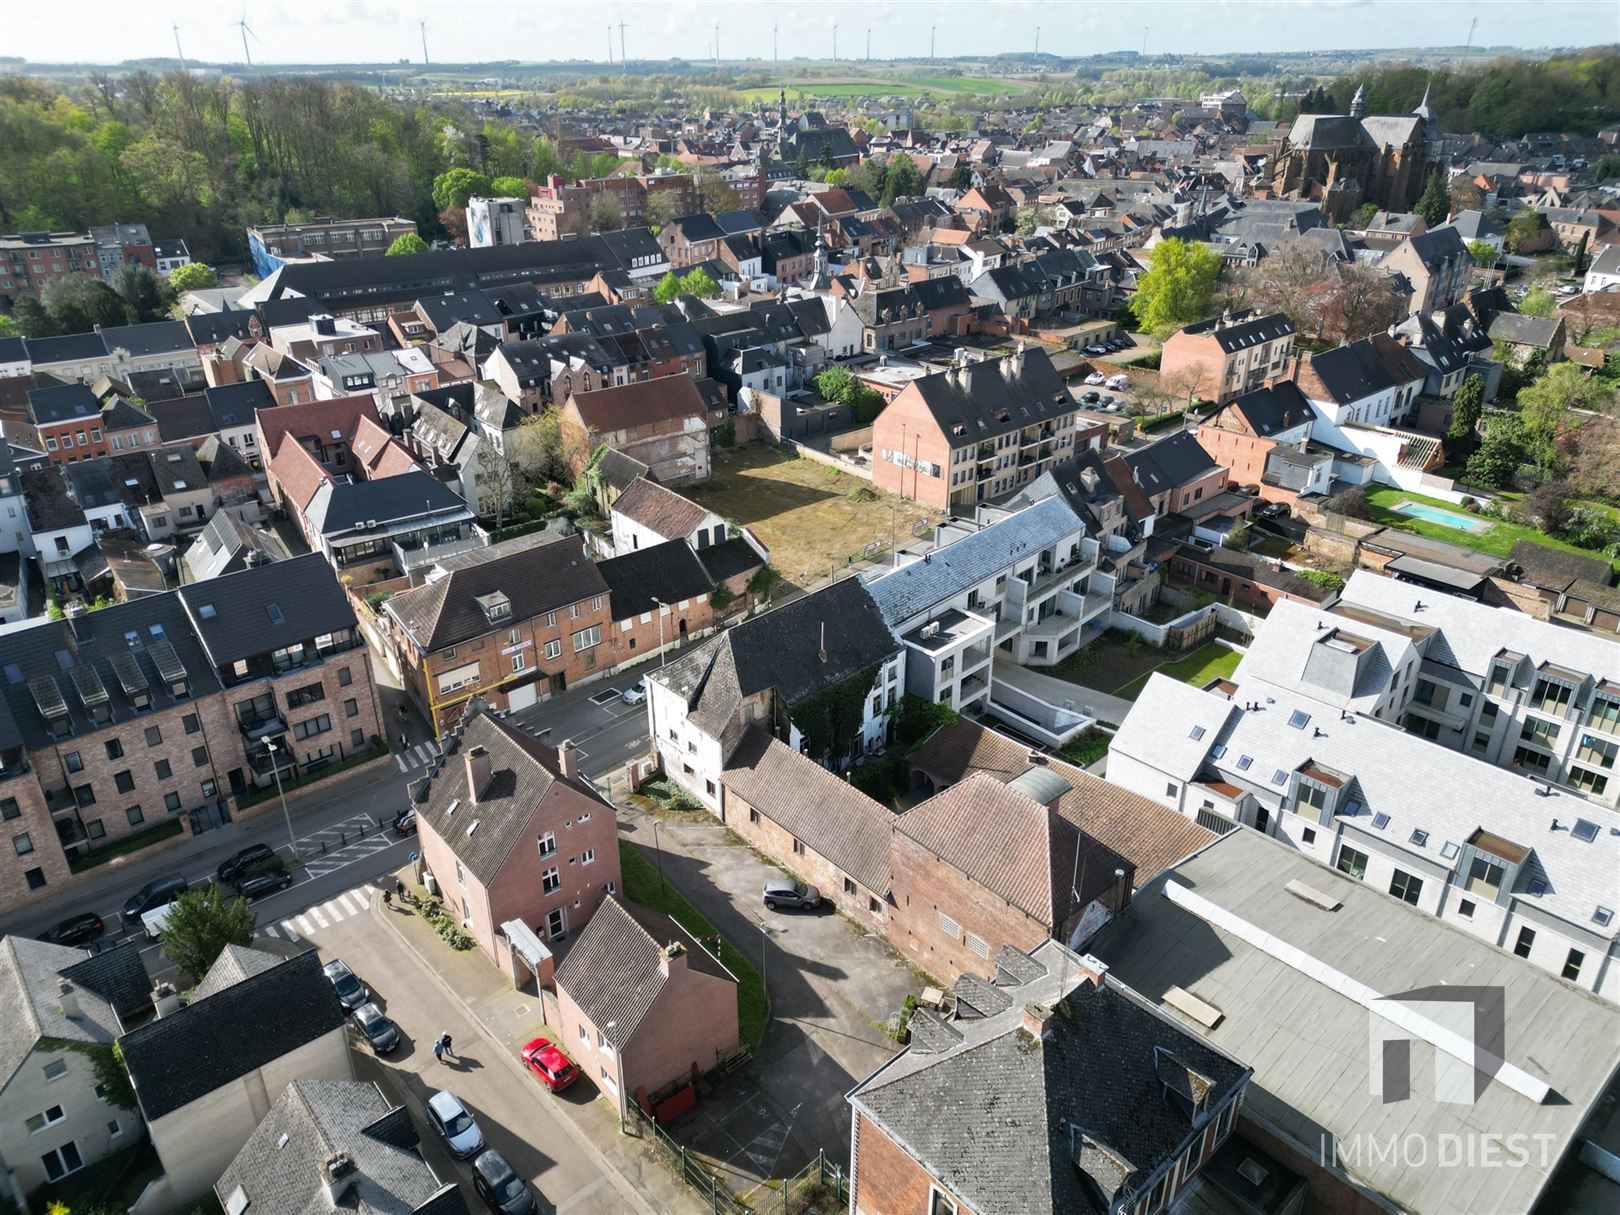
[0,555,382,913]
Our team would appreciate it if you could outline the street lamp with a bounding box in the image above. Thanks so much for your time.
[264,737,298,860]
[651,819,666,892]
[754,919,775,1002]
[652,596,668,667]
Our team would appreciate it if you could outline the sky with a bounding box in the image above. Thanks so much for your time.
[5,0,1617,67]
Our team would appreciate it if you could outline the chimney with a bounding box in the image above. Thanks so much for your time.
[659,941,687,977]
[464,745,492,803]
[1022,1002,1055,1039]
[57,978,81,1021]
[1076,952,1111,987]
[151,982,181,1018]
[558,739,581,782]
[321,1152,357,1207]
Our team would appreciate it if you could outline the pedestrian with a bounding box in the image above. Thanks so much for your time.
[395,878,407,902]
[432,1039,444,1063]
[439,1032,454,1058]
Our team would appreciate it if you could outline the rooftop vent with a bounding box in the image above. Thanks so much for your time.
[1284,878,1342,911]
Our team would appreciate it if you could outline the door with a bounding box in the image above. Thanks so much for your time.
[1254,805,1270,834]
[546,907,567,941]
[507,683,538,713]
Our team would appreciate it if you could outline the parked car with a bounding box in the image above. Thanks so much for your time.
[1084,344,1108,355]
[520,1038,578,1092]
[620,678,647,705]
[352,1003,400,1055]
[1080,391,1100,404]
[763,879,821,911]
[472,1149,536,1215]
[1098,395,1115,408]
[393,808,417,835]
[426,1090,486,1159]
[121,873,189,923]
[41,913,104,948]
[322,959,369,1010]
[234,869,293,900]
[217,844,279,885]
[1106,374,1130,391]
[1083,372,1106,385]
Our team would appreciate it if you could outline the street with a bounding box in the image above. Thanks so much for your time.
[505,659,658,780]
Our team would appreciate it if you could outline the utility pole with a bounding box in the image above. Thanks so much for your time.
[833,22,837,61]
[1465,16,1478,50]
[866,27,871,62]
[1035,26,1040,56]
[1142,27,1149,56]
[714,20,719,67]
[606,25,613,65]
[419,19,429,65]
[773,19,778,63]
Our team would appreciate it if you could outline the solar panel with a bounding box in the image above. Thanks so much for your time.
[68,665,109,707]
[109,651,149,696]
[28,675,68,721]
[149,640,187,685]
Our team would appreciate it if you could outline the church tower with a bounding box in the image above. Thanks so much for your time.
[1349,82,1367,119]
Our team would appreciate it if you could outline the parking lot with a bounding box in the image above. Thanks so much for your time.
[617,803,921,1189]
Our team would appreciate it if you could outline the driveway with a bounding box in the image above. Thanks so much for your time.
[508,661,660,780]
[617,804,919,1182]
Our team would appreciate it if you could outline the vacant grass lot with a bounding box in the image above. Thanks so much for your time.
[684,445,942,589]
[1114,643,1244,701]
[1363,487,1618,569]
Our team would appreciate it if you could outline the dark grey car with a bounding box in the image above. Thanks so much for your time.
[763,879,821,911]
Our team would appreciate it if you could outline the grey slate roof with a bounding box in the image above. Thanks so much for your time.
[59,941,151,1021]
[177,552,357,667]
[189,943,282,1003]
[216,1079,468,1215]
[1487,312,1561,348]
[304,470,467,539]
[697,537,764,584]
[120,948,346,1121]
[850,940,1248,1215]
[182,510,289,583]
[205,379,277,432]
[597,540,714,621]
[1223,381,1315,437]
[866,496,1085,626]
[27,382,102,426]
[1122,431,1220,497]
[904,349,1074,446]
[385,536,608,652]
[552,895,734,1045]
[1180,309,1294,352]
[0,935,125,1085]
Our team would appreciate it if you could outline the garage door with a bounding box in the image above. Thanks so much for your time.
[507,684,538,712]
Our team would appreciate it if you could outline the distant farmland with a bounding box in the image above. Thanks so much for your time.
[738,75,1026,102]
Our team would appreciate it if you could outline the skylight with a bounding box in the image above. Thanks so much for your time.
[198,604,217,620]
[1528,878,1547,896]
[1441,841,1461,860]
[1572,819,1599,843]
[1410,829,1429,847]
[1371,812,1391,829]
[1271,770,1287,786]
[1236,755,1253,771]
[1596,907,1615,927]
[266,603,285,625]
[1287,710,1310,729]
[1189,726,1205,741]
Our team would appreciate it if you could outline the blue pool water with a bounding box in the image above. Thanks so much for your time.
[1393,500,1492,533]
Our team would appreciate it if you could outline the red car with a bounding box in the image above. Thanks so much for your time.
[520,1038,578,1092]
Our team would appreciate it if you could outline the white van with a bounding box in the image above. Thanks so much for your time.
[142,901,180,941]
[1106,374,1130,391]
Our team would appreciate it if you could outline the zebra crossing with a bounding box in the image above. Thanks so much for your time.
[257,883,379,943]
[395,739,441,774]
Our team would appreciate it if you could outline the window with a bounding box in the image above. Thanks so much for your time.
[1512,745,1552,775]
[1589,696,1620,736]
[104,738,123,760]
[1458,898,1475,919]
[163,792,181,812]
[42,1059,68,1081]
[538,832,556,858]
[1530,677,1573,717]
[192,746,209,768]
[13,832,33,856]
[571,625,601,652]
[344,698,359,718]
[293,715,332,740]
[967,932,991,959]
[1301,827,1316,845]
[1466,856,1505,896]
[581,849,595,866]
[929,1190,958,1215]
[1519,717,1561,747]
[40,1141,82,1182]
[1513,926,1536,958]
[153,759,172,780]
[0,798,16,821]
[183,713,199,734]
[1563,948,1585,982]
[1335,845,1368,880]
[455,860,466,889]
[542,867,561,893]
[350,728,365,749]
[201,779,217,799]
[792,838,806,856]
[25,1105,65,1134]
[287,682,324,708]
[545,611,557,627]
[144,725,162,747]
[544,639,562,661]
[73,784,95,808]
[113,770,134,793]
[1389,870,1423,906]
[938,911,961,939]
[749,808,761,825]
[1410,829,1429,847]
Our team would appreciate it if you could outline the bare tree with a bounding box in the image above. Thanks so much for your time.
[1323,259,1406,343]
[1242,237,1330,337]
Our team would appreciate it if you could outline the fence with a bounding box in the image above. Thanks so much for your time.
[777,1150,852,1215]
[628,1103,750,1215]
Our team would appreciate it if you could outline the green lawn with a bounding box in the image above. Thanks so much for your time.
[1362,487,1618,569]
[1115,643,1243,701]
[619,840,768,1052]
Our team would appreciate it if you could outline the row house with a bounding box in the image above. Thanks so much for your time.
[1158,310,1296,406]
[245,215,417,277]
[851,285,929,353]
[1381,224,1472,316]
[871,348,1085,511]
[383,537,615,731]
[0,555,383,913]
[656,214,727,269]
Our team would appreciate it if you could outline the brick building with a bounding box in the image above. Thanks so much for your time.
[0,232,100,310]
[870,348,1083,510]
[525,173,695,243]
[1192,381,1317,492]
[382,538,614,731]
[595,537,762,670]
[0,555,382,914]
[1158,311,1296,405]
[411,708,619,963]
[27,384,112,466]
[245,216,418,279]
[553,896,737,1120]
[560,376,713,485]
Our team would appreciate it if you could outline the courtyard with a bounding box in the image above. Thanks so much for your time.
[1050,633,1244,702]
[684,444,943,590]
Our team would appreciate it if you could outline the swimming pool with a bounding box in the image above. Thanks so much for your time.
[1392,500,1492,534]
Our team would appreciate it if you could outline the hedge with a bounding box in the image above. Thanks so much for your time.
[68,818,185,873]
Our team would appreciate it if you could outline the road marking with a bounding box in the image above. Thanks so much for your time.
[296,915,314,936]
[279,921,302,941]
[308,907,330,929]
[335,893,360,916]
[260,924,281,939]
[326,900,347,922]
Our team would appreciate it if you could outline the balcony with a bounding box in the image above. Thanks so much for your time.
[238,713,287,741]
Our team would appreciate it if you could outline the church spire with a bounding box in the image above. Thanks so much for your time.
[1413,78,1435,121]
[1349,82,1367,119]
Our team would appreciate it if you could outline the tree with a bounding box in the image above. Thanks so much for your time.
[677,267,720,300]
[1521,480,1575,535]
[489,175,527,197]
[1573,231,1590,275]
[644,189,685,231]
[1132,237,1220,336]
[111,263,175,323]
[431,168,492,212]
[386,232,429,256]
[848,385,886,424]
[1570,413,1620,497]
[1328,485,1370,519]
[818,143,835,171]
[880,153,925,206]
[1350,202,1379,229]
[945,165,973,189]
[814,365,855,403]
[1242,236,1330,335]
[160,884,256,981]
[166,261,217,290]
[1518,285,1556,316]
[694,165,739,213]
[1595,153,1620,181]
[12,295,54,338]
[1465,414,1528,489]
[1505,208,1544,254]
[1415,172,1450,227]
[39,275,127,335]
[1449,176,1485,214]
[588,191,623,233]
[1323,259,1406,342]
[1013,204,1055,236]
[0,314,17,338]
[1518,363,1612,474]
[1445,373,1485,456]
[438,206,469,246]
[1466,239,1498,267]
[652,271,682,304]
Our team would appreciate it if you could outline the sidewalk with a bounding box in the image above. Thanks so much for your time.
[375,872,707,1215]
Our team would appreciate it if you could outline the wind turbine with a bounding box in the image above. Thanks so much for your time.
[617,15,629,65]
[420,19,429,65]
[235,10,259,67]
[171,21,187,70]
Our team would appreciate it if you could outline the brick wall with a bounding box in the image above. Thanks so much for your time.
[1159,333,1228,403]
[886,829,1050,985]
[870,389,955,510]
[480,783,620,955]
[622,955,739,1109]
[1194,425,1275,490]
[852,1112,944,1215]
[720,785,887,934]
